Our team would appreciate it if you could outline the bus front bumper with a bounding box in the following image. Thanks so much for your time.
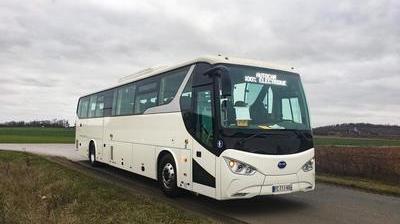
[219,148,315,200]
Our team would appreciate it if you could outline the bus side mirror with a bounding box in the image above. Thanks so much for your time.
[203,65,232,97]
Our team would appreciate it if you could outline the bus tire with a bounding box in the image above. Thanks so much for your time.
[158,154,179,197]
[89,142,99,167]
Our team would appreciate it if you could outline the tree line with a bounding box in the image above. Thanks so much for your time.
[0,119,70,128]
[313,123,400,138]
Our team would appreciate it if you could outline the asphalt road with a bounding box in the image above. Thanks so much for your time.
[1,144,399,224]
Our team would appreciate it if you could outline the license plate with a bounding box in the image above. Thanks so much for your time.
[272,184,293,193]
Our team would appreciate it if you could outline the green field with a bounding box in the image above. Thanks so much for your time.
[314,136,400,147]
[0,151,213,223]
[0,127,75,143]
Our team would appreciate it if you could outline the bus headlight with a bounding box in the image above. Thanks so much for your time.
[224,158,256,175]
[302,158,314,172]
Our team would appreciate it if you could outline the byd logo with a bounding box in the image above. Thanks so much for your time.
[278,161,287,169]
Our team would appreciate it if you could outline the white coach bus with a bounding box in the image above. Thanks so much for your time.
[75,55,315,200]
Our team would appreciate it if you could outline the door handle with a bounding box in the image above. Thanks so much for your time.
[79,123,82,127]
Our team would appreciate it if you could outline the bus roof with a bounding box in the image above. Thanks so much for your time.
[81,55,296,97]
[118,55,295,85]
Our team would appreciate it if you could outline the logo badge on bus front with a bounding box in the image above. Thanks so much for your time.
[217,140,224,149]
[278,161,287,169]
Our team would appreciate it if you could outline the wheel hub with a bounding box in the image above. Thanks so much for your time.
[90,152,95,163]
[162,163,175,189]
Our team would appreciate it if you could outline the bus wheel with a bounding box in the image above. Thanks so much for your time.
[158,154,179,197]
[89,143,98,167]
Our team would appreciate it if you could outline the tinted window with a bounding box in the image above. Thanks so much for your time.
[159,67,189,105]
[134,78,159,114]
[180,63,210,112]
[180,63,211,136]
[103,90,114,117]
[194,87,214,148]
[180,75,192,111]
[88,95,97,118]
[95,95,104,117]
[78,97,89,118]
[114,84,136,116]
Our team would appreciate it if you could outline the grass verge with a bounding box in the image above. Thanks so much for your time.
[0,127,75,143]
[317,174,400,197]
[0,151,215,224]
[314,136,400,147]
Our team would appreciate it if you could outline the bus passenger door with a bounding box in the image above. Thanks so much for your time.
[191,84,216,198]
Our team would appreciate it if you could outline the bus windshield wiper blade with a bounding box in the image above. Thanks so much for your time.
[237,132,284,146]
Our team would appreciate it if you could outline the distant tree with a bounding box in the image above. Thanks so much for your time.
[0,119,71,128]
[313,123,400,139]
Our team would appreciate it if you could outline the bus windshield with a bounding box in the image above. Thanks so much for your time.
[220,65,311,131]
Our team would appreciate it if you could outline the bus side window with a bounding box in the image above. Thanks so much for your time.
[182,62,213,141]
[115,84,136,116]
[159,66,189,105]
[134,78,159,114]
[180,75,192,111]
[78,97,89,118]
[88,94,97,118]
[180,63,210,112]
[95,95,104,117]
[103,90,114,117]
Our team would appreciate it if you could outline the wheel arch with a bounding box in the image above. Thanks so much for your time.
[156,148,179,179]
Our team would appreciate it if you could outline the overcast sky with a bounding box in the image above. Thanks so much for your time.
[0,0,399,127]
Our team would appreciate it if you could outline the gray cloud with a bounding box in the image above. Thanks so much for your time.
[0,0,399,127]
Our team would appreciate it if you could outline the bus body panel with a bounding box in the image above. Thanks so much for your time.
[76,118,87,155]
[86,117,104,160]
[110,141,133,169]
[78,112,194,182]
[191,139,216,198]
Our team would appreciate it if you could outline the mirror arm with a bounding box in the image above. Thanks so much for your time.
[203,65,232,97]
[203,65,229,77]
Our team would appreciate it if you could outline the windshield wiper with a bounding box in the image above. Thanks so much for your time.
[236,132,284,146]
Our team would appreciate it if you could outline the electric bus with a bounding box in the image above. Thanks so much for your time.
[75,55,315,200]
